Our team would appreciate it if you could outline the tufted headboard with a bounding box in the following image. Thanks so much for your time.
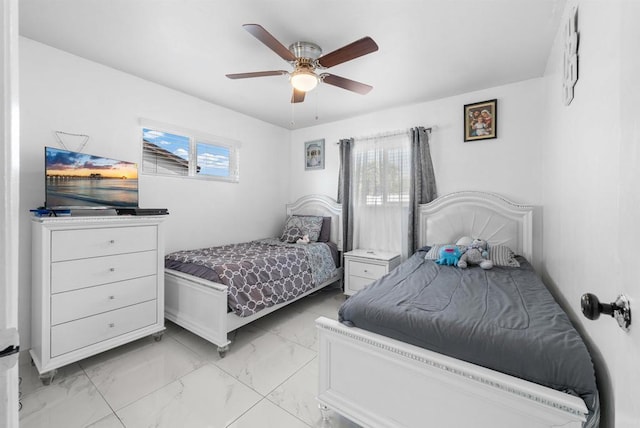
[418,191,534,262]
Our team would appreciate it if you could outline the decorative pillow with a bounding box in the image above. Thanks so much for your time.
[489,245,520,267]
[426,243,520,267]
[289,215,332,242]
[415,245,432,254]
[317,217,332,242]
[424,244,465,260]
[280,215,324,243]
[424,246,440,260]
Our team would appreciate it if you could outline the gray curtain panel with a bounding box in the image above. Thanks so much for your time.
[409,127,437,254]
[337,138,354,253]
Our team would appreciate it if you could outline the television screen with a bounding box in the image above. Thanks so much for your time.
[45,147,139,209]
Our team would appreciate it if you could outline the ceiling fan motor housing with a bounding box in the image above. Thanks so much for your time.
[289,42,323,62]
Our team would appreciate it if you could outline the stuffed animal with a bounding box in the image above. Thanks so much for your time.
[296,234,310,244]
[457,238,493,270]
[435,245,462,266]
[456,236,473,247]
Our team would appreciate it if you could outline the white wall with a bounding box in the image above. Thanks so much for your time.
[541,1,639,426]
[19,38,291,348]
[289,78,545,207]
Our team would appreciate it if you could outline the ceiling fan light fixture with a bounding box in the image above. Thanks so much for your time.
[290,68,318,92]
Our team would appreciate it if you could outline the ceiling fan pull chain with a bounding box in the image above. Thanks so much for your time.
[290,102,295,126]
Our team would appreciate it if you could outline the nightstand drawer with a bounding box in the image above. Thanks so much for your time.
[50,300,157,357]
[51,275,157,325]
[347,275,375,293]
[348,260,386,280]
[51,225,157,262]
[51,250,157,293]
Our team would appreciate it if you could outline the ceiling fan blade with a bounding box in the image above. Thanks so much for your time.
[226,70,289,79]
[322,74,373,95]
[242,24,296,62]
[291,88,306,103]
[317,36,378,68]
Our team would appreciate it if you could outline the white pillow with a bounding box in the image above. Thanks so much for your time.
[456,236,473,246]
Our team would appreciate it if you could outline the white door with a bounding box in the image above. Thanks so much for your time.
[0,0,21,427]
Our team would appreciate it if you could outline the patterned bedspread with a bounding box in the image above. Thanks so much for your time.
[165,238,337,317]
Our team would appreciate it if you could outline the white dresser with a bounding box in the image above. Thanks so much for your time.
[343,249,401,296]
[30,215,167,383]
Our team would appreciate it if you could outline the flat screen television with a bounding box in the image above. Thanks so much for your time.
[45,146,139,209]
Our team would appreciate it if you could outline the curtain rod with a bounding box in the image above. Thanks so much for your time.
[335,126,433,144]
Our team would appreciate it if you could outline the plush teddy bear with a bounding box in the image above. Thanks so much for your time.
[435,245,462,266]
[457,238,493,270]
[296,234,310,244]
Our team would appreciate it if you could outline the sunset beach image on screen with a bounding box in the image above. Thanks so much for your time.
[45,147,139,208]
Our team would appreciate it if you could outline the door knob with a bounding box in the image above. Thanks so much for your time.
[581,293,631,331]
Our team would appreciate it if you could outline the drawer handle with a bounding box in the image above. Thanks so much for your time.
[109,268,116,272]
[108,295,115,300]
[363,269,368,273]
[108,323,115,328]
[109,240,116,244]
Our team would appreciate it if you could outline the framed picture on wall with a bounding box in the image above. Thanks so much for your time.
[464,99,497,142]
[562,6,579,106]
[305,139,325,170]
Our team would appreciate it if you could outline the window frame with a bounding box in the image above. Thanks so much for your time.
[354,144,411,207]
[140,119,241,183]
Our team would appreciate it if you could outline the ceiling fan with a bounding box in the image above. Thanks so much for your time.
[226,24,379,103]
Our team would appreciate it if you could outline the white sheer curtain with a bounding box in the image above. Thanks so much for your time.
[351,130,411,259]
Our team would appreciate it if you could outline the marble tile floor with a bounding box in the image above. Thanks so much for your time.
[18,285,361,428]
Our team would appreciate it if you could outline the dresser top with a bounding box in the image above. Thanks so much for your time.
[32,214,167,227]
[344,249,400,262]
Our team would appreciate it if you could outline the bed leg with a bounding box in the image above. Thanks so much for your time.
[217,345,229,358]
[39,369,57,386]
[318,403,330,421]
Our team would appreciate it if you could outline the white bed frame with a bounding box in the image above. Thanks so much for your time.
[316,191,589,428]
[165,194,343,356]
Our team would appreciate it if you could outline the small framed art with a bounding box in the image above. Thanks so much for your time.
[464,99,497,142]
[305,139,325,170]
[562,6,579,106]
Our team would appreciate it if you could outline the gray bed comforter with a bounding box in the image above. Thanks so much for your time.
[339,251,599,427]
[166,238,337,317]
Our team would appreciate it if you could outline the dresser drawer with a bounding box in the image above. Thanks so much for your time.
[51,250,157,294]
[51,275,157,325]
[50,300,157,357]
[51,225,157,262]
[348,260,386,280]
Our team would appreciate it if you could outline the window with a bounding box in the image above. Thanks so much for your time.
[353,139,410,206]
[351,131,411,259]
[141,122,240,182]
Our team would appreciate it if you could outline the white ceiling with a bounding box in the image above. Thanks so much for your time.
[19,0,566,130]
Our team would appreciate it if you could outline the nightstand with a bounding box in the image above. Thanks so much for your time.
[343,249,401,296]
